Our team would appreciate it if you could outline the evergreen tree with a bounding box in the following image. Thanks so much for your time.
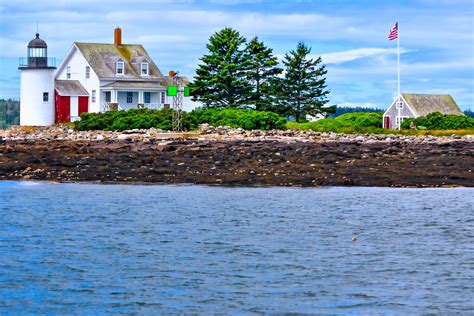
[277,42,334,122]
[245,37,282,111]
[189,28,251,108]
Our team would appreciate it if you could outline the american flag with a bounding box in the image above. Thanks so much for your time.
[388,22,398,41]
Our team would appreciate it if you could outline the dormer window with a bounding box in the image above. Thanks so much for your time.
[141,62,149,76]
[116,61,124,75]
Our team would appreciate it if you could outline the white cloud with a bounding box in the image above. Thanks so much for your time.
[320,48,409,64]
[1,1,473,108]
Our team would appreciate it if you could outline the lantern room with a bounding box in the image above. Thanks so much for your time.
[27,33,48,67]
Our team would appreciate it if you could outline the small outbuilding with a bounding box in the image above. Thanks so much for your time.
[55,80,89,122]
[383,93,464,129]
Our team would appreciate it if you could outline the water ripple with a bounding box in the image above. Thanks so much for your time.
[0,181,473,314]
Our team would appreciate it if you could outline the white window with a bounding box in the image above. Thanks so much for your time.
[105,91,111,102]
[127,92,133,103]
[396,116,408,126]
[43,92,49,102]
[92,90,96,103]
[29,48,46,57]
[140,62,149,76]
[160,92,165,104]
[396,101,404,109]
[85,66,90,79]
[116,61,124,75]
[66,66,71,79]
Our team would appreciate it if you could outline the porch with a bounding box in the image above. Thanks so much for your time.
[101,90,167,112]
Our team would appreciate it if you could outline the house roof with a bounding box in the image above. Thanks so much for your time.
[74,42,164,80]
[55,80,89,96]
[402,93,464,117]
[102,81,165,89]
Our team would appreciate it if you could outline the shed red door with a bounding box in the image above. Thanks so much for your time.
[384,116,390,129]
[55,90,70,123]
[78,96,89,116]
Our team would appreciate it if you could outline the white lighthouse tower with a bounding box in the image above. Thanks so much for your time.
[19,33,57,126]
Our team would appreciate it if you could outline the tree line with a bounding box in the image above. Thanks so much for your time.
[0,99,20,129]
[189,28,335,122]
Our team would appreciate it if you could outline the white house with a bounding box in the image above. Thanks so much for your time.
[383,93,464,129]
[19,27,193,125]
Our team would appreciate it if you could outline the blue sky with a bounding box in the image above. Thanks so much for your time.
[0,0,473,110]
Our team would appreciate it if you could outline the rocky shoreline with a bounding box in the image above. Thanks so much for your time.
[1,125,473,187]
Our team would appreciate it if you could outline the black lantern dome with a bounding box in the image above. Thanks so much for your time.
[28,33,48,48]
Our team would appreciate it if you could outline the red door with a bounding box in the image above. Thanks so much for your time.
[55,90,70,123]
[384,116,390,129]
[78,96,89,116]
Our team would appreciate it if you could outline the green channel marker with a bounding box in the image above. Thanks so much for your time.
[184,86,190,97]
[167,86,177,96]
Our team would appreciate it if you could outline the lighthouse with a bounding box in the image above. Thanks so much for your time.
[19,33,56,126]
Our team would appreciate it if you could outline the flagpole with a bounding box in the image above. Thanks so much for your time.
[397,22,401,130]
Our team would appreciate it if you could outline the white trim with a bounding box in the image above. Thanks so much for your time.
[55,44,77,78]
[100,87,166,92]
[383,98,397,117]
[140,62,149,76]
[383,94,417,118]
[66,66,71,79]
[383,115,390,128]
[396,115,409,128]
[396,100,404,109]
[116,61,125,75]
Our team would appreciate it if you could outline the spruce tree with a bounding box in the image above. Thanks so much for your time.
[246,37,282,111]
[189,28,251,108]
[278,42,334,122]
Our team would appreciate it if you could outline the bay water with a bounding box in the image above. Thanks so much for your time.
[1,181,473,314]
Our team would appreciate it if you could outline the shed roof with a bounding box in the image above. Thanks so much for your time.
[74,42,164,80]
[55,80,89,96]
[402,93,464,117]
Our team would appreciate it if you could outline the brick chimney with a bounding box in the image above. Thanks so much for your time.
[114,27,122,46]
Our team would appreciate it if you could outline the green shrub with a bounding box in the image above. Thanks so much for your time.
[334,112,383,128]
[286,112,383,133]
[74,108,190,131]
[401,112,474,130]
[187,108,287,130]
[74,107,286,131]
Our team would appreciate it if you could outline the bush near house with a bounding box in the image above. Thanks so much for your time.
[74,107,287,131]
[188,108,287,130]
[75,108,187,131]
[286,112,384,133]
[401,112,474,130]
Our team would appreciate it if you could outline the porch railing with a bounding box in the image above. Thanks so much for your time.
[101,102,124,112]
[143,103,162,110]
[101,102,163,112]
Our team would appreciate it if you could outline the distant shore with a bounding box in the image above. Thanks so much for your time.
[1,126,473,187]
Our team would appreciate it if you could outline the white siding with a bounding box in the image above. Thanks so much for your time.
[56,46,101,112]
[20,68,56,126]
[383,98,416,129]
